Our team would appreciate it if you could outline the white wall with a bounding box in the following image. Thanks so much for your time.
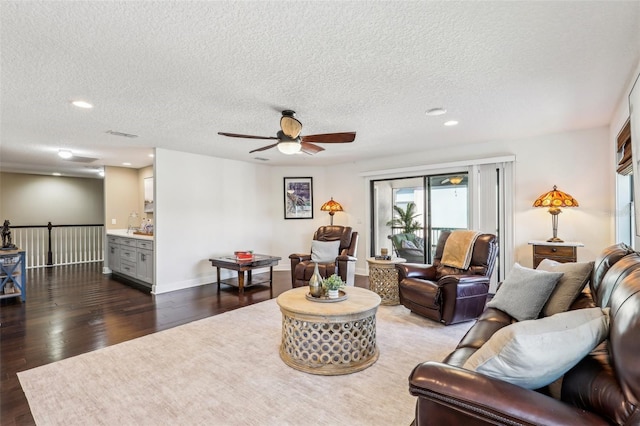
[154,148,272,294]
[315,126,613,274]
[153,124,614,294]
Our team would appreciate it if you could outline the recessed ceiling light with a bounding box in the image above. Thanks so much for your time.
[148,154,154,158]
[58,149,73,159]
[426,108,447,116]
[71,100,93,109]
[444,120,459,126]
[52,172,62,177]
[122,162,132,166]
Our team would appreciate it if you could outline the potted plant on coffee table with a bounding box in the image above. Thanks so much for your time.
[323,274,345,299]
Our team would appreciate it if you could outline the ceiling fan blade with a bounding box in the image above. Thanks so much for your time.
[301,132,356,143]
[300,142,325,155]
[280,115,302,139]
[249,143,279,153]
[218,132,278,140]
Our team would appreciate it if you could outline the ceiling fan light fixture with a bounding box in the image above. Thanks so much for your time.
[280,112,303,139]
[277,141,302,155]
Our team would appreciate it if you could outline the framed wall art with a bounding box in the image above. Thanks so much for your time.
[284,177,313,219]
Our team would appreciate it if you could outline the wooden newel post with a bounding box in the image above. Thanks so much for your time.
[47,221,53,266]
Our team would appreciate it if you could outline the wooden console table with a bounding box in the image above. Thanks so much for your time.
[528,240,583,268]
[209,254,281,294]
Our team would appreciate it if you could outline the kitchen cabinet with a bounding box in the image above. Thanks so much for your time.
[107,233,153,290]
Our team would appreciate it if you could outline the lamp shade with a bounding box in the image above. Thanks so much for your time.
[533,185,579,209]
[321,197,343,225]
[533,185,578,243]
[321,197,343,214]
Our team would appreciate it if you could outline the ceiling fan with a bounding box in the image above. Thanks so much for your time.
[218,110,356,155]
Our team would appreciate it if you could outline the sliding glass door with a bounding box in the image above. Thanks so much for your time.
[371,173,469,264]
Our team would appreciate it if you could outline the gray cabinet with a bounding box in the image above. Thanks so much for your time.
[136,248,153,283]
[107,235,153,288]
[107,237,121,273]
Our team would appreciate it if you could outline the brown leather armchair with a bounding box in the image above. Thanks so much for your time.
[289,226,358,287]
[397,231,498,325]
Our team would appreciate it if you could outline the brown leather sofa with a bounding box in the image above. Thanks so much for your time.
[397,231,499,325]
[289,225,358,287]
[408,242,640,425]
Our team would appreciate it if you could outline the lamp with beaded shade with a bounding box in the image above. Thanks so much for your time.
[320,197,343,225]
[533,185,579,243]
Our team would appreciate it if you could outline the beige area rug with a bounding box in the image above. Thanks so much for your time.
[18,298,473,425]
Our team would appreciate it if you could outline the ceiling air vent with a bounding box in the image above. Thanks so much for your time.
[64,156,98,163]
[106,130,138,138]
[254,157,269,161]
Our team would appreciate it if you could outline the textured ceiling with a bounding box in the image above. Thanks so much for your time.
[1,1,639,178]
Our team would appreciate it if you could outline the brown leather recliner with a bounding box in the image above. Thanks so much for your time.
[397,231,498,325]
[289,226,358,287]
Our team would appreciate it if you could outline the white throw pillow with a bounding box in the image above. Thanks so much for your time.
[486,263,563,321]
[463,307,609,389]
[310,240,341,263]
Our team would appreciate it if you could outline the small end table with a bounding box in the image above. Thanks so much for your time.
[208,254,281,295]
[528,241,583,268]
[367,257,406,305]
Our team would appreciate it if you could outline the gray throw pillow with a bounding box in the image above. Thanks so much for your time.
[310,240,341,263]
[463,307,609,389]
[537,259,594,317]
[487,263,563,321]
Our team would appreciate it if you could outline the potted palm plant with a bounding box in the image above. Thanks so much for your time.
[386,202,422,234]
[323,274,345,299]
[386,202,424,261]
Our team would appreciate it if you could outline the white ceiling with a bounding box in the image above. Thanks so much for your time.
[2,1,639,178]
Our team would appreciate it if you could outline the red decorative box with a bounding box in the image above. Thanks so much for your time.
[234,251,254,260]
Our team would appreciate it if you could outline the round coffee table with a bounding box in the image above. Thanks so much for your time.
[367,257,406,305]
[276,286,381,376]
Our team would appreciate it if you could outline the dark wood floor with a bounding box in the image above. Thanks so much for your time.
[0,263,369,425]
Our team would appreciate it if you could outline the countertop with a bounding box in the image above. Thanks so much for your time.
[106,229,154,241]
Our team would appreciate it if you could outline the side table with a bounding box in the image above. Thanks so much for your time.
[528,241,583,268]
[367,257,406,305]
[0,249,26,302]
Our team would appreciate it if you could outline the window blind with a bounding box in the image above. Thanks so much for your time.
[617,118,632,175]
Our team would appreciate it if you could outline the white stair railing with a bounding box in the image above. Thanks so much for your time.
[10,224,104,269]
